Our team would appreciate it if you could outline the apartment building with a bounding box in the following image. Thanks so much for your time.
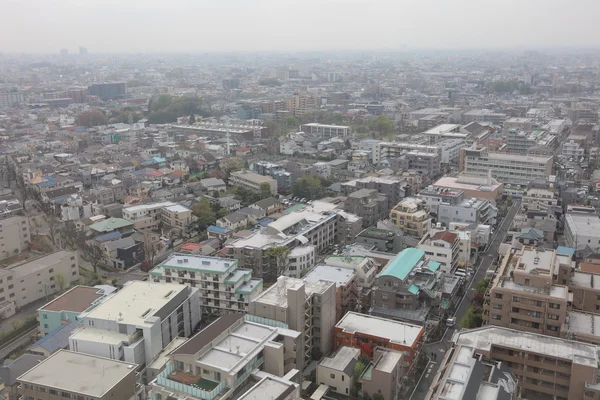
[506,129,555,154]
[359,347,405,400]
[370,248,459,325]
[228,203,362,279]
[504,117,533,133]
[248,276,336,364]
[426,340,518,400]
[316,346,360,396]
[229,170,277,195]
[324,255,378,290]
[149,254,263,315]
[569,271,600,313]
[459,147,553,185]
[432,173,504,202]
[562,140,585,158]
[303,264,359,322]
[565,206,600,253]
[17,350,143,400]
[522,187,559,212]
[123,202,194,237]
[389,197,432,238]
[408,108,463,124]
[340,176,406,207]
[343,189,389,228]
[286,245,316,278]
[462,109,507,124]
[334,312,424,373]
[355,227,405,253]
[0,91,24,108]
[483,246,570,337]
[0,216,30,261]
[148,314,301,400]
[372,142,442,177]
[450,326,600,400]
[0,251,79,309]
[70,281,201,369]
[300,123,351,138]
[437,196,497,227]
[37,285,105,335]
[417,230,460,274]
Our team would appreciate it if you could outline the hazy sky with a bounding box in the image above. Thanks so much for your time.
[2,0,600,53]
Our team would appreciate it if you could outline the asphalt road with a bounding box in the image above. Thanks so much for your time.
[411,198,521,399]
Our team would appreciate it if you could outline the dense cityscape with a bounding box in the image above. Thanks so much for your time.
[1,25,600,400]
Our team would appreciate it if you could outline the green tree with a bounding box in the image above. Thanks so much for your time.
[76,110,108,127]
[282,116,299,131]
[259,183,272,199]
[461,306,483,329]
[475,278,490,296]
[55,273,67,292]
[221,157,245,174]
[292,176,327,200]
[191,199,217,231]
[370,115,394,135]
[265,246,291,281]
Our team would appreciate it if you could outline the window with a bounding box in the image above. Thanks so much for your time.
[330,373,335,379]
[43,314,47,319]
[49,269,54,273]
[513,296,520,302]
[342,375,345,382]
[495,293,503,299]
[492,314,501,320]
[525,279,530,285]
[547,325,559,332]
[549,303,560,309]
[8,284,13,289]
[492,303,502,309]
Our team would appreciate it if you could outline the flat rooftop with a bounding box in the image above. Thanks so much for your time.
[82,281,189,326]
[320,346,360,372]
[124,201,176,213]
[238,377,296,400]
[9,251,76,279]
[303,265,356,287]
[567,311,600,338]
[70,327,131,345]
[159,254,236,274]
[571,271,600,289]
[17,350,136,397]
[516,248,555,275]
[454,326,599,367]
[39,286,103,313]
[336,312,423,348]
[252,277,333,308]
[566,213,600,239]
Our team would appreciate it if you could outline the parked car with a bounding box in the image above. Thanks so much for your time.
[446,317,457,327]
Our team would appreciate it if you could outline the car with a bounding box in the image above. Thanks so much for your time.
[301,198,307,203]
[446,317,457,327]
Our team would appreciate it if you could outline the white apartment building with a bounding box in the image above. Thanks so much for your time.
[287,245,316,278]
[229,170,277,195]
[372,142,440,164]
[148,314,302,400]
[437,138,465,163]
[0,251,79,309]
[562,140,585,158]
[324,255,377,289]
[149,254,263,315]
[300,123,351,138]
[70,281,201,369]
[461,147,553,185]
[463,109,507,124]
[565,207,600,252]
[0,216,30,261]
[249,276,336,365]
[418,230,460,274]
[0,91,24,108]
[123,201,194,236]
[522,188,559,212]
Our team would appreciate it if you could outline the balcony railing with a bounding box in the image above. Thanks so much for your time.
[156,363,226,400]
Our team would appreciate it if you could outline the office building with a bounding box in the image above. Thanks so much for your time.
[149,254,263,315]
[0,251,79,309]
[249,276,336,364]
[426,341,518,400]
[88,82,126,101]
[70,281,201,368]
[334,312,424,372]
[449,326,600,400]
[483,246,570,337]
[343,189,389,228]
[300,123,351,138]
[17,350,143,400]
[564,206,600,253]
[462,109,507,124]
[229,170,277,195]
[148,314,301,400]
[0,216,30,261]
[389,197,432,238]
[37,286,105,335]
[459,147,553,185]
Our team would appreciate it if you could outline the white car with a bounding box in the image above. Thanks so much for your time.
[446,317,457,327]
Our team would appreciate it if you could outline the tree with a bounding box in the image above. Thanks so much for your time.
[141,239,162,272]
[475,278,490,296]
[370,115,394,135]
[191,199,217,231]
[259,183,272,200]
[265,246,291,281]
[44,214,63,249]
[292,176,327,200]
[15,175,29,211]
[221,157,245,175]
[372,393,384,400]
[55,273,67,292]
[84,242,105,275]
[189,114,196,124]
[76,110,108,127]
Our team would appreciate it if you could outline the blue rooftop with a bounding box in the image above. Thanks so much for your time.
[95,231,122,243]
[557,246,575,258]
[378,248,425,281]
[28,322,77,354]
[408,284,420,295]
[207,225,232,235]
[427,261,441,272]
[257,218,273,227]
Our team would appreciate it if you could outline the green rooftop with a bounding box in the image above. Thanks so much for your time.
[378,248,425,281]
[427,261,441,272]
[408,284,420,295]
[283,204,306,214]
[89,217,132,233]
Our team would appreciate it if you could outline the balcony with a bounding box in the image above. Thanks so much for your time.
[156,363,226,400]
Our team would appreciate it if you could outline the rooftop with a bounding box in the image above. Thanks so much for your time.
[566,311,600,338]
[17,350,137,397]
[378,248,425,281]
[89,217,132,232]
[320,346,360,374]
[336,312,423,348]
[81,281,190,326]
[454,326,599,367]
[9,251,77,279]
[516,247,555,275]
[39,286,104,313]
[303,265,356,287]
[158,254,237,274]
[252,277,334,308]
[238,376,296,400]
[123,201,177,213]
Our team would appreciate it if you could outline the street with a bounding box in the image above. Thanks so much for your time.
[410,198,521,399]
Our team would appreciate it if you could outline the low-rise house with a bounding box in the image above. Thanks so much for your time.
[217,212,250,230]
[316,347,360,396]
[199,178,226,194]
[249,197,283,216]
